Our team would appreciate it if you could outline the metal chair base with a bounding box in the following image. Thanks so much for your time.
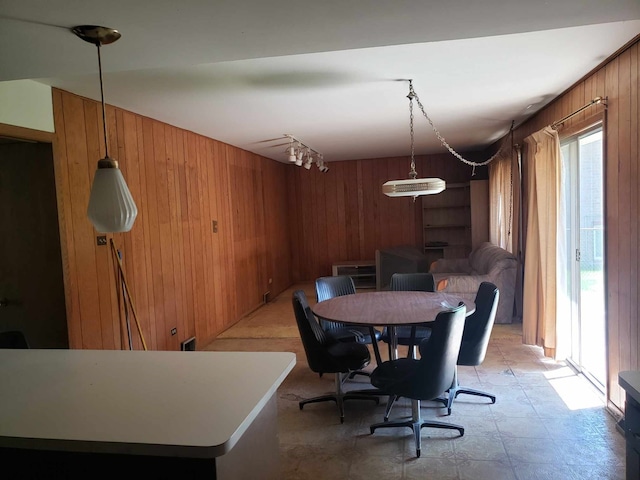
[299,372,380,423]
[438,367,497,415]
[370,399,464,457]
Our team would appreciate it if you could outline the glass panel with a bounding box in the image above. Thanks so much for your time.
[560,127,606,390]
[577,130,606,387]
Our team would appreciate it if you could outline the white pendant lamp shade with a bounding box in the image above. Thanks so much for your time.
[72,25,138,233]
[87,159,138,233]
[382,177,446,198]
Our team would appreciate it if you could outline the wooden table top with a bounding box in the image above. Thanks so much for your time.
[311,291,474,326]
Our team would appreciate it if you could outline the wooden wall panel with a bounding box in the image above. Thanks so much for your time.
[511,38,640,411]
[49,89,291,350]
[262,158,291,297]
[288,153,475,282]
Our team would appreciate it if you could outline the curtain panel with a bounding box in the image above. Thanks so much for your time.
[489,149,519,254]
[522,126,563,358]
[489,146,523,319]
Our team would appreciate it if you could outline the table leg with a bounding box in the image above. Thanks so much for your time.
[369,326,382,365]
[408,326,417,359]
[390,326,398,360]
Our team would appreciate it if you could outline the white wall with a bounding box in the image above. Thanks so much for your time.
[0,80,54,133]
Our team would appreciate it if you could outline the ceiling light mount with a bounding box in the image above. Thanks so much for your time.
[71,25,121,46]
[72,24,137,233]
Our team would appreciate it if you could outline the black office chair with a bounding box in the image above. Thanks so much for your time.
[442,281,499,415]
[292,290,379,423]
[315,276,382,380]
[380,272,436,359]
[0,331,29,349]
[369,304,466,457]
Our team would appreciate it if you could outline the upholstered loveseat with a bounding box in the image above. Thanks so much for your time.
[429,242,517,324]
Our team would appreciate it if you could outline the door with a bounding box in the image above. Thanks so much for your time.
[0,140,68,348]
[561,126,606,389]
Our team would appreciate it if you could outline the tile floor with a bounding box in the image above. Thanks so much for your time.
[204,284,626,479]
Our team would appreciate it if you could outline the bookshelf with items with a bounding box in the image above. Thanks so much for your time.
[422,182,472,265]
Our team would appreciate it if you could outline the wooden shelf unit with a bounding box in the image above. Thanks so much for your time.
[422,182,472,264]
[332,260,376,289]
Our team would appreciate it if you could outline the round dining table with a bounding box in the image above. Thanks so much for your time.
[311,291,475,364]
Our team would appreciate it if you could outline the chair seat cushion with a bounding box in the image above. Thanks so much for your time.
[333,325,382,344]
[370,358,419,392]
[326,341,371,372]
[380,326,432,346]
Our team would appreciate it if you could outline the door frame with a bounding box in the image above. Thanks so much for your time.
[558,111,609,394]
[0,122,72,347]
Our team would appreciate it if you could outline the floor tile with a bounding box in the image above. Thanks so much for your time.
[204,284,626,480]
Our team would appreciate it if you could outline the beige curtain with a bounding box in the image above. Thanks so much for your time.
[489,145,522,320]
[489,149,519,254]
[522,126,562,358]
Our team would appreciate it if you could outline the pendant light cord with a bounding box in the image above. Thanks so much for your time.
[408,80,512,168]
[96,43,109,158]
[408,81,417,179]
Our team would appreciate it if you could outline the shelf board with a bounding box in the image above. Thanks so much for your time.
[424,224,470,229]
[423,204,469,210]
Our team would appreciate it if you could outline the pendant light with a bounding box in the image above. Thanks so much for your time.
[382,80,445,199]
[72,25,138,233]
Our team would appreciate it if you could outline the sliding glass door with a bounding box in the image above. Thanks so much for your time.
[561,126,606,389]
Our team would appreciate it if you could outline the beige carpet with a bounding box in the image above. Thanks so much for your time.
[217,283,524,341]
[217,285,315,339]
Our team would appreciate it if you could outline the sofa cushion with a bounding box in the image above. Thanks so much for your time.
[429,242,517,324]
[469,242,517,274]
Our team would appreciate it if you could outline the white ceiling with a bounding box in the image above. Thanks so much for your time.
[1,1,639,163]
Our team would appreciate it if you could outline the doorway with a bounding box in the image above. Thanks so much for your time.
[561,126,606,389]
[0,138,68,348]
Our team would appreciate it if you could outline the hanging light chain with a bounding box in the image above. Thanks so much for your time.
[408,82,417,179]
[410,83,508,167]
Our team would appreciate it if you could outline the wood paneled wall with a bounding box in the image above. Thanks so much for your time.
[51,89,291,350]
[287,154,478,282]
[511,38,639,410]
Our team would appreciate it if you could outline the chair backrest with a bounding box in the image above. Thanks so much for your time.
[457,282,499,366]
[315,276,356,302]
[292,290,330,373]
[0,331,29,349]
[390,272,436,292]
[403,304,466,400]
[315,276,356,331]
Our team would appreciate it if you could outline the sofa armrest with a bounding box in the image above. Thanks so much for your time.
[429,258,472,274]
[438,273,493,294]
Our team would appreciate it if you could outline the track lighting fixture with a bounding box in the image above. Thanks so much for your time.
[284,134,326,172]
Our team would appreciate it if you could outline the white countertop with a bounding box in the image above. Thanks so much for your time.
[620,371,640,405]
[0,349,296,458]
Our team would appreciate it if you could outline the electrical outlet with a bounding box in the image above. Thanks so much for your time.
[170,328,177,336]
[96,235,107,246]
[212,220,218,233]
